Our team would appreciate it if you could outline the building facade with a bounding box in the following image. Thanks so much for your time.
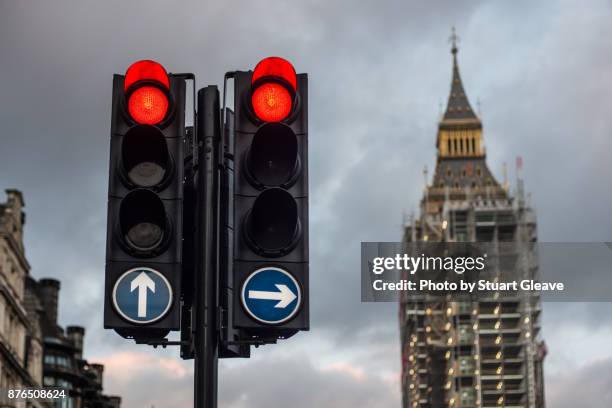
[399,39,546,408]
[1,190,120,408]
[28,278,121,408]
[0,189,49,408]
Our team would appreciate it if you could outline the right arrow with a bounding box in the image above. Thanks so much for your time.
[249,284,297,309]
[130,272,156,317]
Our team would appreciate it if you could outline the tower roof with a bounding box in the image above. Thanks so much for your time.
[442,29,479,122]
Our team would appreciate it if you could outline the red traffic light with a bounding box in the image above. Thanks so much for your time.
[124,60,170,125]
[128,86,169,125]
[252,57,297,91]
[251,57,296,123]
[252,83,293,123]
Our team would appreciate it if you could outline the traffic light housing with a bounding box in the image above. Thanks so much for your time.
[104,60,185,340]
[228,57,309,339]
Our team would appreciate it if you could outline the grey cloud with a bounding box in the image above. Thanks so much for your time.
[546,357,612,408]
[219,355,399,408]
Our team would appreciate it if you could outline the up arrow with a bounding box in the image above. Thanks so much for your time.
[248,284,297,309]
[131,272,156,318]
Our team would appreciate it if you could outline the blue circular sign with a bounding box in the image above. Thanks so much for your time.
[112,267,173,324]
[241,267,301,325]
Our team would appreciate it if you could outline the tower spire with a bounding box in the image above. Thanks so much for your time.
[449,26,459,56]
[442,27,478,122]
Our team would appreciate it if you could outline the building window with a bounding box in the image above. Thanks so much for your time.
[56,397,75,408]
[57,355,71,368]
[56,378,72,390]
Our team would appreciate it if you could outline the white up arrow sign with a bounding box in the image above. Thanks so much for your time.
[130,272,156,317]
[248,284,297,308]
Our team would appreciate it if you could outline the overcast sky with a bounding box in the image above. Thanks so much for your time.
[1,0,612,407]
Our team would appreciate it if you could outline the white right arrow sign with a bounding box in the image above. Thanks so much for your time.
[248,284,297,309]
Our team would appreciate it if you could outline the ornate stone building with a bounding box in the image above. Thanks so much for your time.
[0,189,48,407]
[399,37,547,408]
[28,277,121,408]
[1,190,120,408]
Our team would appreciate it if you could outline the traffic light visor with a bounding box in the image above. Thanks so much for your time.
[124,60,170,91]
[252,57,297,91]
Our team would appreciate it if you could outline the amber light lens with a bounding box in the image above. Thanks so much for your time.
[128,86,169,125]
[251,83,293,122]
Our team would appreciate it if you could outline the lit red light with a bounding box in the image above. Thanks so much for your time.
[124,60,170,125]
[128,86,169,125]
[124,60,169,92]
[251,57,296,122]
[252,57,296,92]
[252,83,293,123]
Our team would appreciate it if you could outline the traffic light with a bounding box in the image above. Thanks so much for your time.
[104,60,185,340]
[228,57,308,339]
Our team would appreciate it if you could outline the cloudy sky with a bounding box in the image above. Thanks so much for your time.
[1,0,612,407]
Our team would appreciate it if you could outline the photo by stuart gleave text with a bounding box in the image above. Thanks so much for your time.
[361,242,612,302]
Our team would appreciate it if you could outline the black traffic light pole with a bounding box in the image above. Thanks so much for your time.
[194,86,221,408]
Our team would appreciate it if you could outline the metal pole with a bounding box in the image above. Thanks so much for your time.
[195,86,221,408]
